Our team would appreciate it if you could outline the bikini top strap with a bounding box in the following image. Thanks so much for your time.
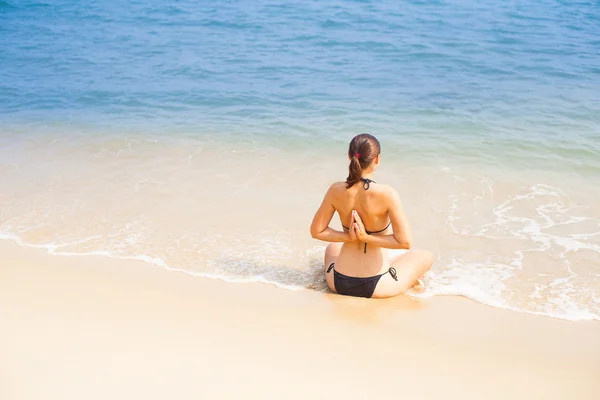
[342,221,390,234]
[359,177,375,190]
[342,221,391,253]
[365,221,391,235]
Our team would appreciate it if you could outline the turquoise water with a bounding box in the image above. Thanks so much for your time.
[1,0,600,320]
[3,1,599,157]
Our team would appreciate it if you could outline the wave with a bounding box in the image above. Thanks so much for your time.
[413,279,600,322]
[2,232,598,322]
[0,232,312,291]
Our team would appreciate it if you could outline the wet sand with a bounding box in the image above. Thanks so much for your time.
[2,134,599,319]
[1,240,599,400]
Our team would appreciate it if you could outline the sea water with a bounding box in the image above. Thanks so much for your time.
[1,0,599,320]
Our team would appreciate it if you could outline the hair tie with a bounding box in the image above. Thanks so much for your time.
[354,153,360,159]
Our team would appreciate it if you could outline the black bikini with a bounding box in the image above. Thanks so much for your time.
[327,263,398,298]
[327,177,398,298]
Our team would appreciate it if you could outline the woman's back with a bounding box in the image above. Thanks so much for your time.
[328,180,393,277]
[331,180,390,233]
[310,133,433,298]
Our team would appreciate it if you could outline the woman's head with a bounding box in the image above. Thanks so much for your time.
[346,133,381,188]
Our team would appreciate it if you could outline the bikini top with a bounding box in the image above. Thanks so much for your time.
[342,177,391,253]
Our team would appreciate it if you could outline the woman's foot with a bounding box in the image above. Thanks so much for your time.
[410,278,425,293]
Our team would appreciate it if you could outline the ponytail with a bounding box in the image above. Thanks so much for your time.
[346,155,363,188]
[345,133,381,189]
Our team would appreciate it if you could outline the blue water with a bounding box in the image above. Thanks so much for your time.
[1,0,600,320]
[2,1,599,159]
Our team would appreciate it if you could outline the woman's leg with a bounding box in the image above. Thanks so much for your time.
[323,243,342,293]
[372,249,434,298]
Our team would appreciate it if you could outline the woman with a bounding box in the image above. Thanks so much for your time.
[310,133,434,298]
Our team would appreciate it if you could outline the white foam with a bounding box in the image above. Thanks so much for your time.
[2,179,599,322]
[2,231,598,322]
[430,182,600,322]
[0,232,309,292]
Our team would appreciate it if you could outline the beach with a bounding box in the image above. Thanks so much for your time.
[2,0,600,397]
[2,0,600,321]
[2,240,599,399]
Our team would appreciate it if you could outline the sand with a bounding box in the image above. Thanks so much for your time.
[1,240,599,400]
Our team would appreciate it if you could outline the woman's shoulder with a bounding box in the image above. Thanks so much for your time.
[371,183,398,196]
[326,181,400,201]
[326,181,348,195]
[369,183,402,206]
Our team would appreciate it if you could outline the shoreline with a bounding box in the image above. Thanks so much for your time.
[2,131,598,323]
[1,240,599,399]
[2,235,597,323]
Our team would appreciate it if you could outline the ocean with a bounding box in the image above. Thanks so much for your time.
[1,0,599,320]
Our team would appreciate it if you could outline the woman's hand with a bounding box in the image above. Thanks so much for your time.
[352,210,369,242]
[348,216,357,241]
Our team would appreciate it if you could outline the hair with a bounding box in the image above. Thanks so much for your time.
[345,133,381,189]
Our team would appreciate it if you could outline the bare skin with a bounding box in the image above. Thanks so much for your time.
[310,155,433,298]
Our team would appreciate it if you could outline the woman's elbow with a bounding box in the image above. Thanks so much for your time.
[310,227,321,239]
[396,239,412,249]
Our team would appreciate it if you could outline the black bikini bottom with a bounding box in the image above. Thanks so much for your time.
[326,263,398,298]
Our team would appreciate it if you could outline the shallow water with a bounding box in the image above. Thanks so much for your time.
[1,0,599,320]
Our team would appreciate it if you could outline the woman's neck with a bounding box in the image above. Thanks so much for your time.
[360,171,375,180]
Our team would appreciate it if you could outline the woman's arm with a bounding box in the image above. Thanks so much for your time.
[352,188,412,249]
[310,186,353,243]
